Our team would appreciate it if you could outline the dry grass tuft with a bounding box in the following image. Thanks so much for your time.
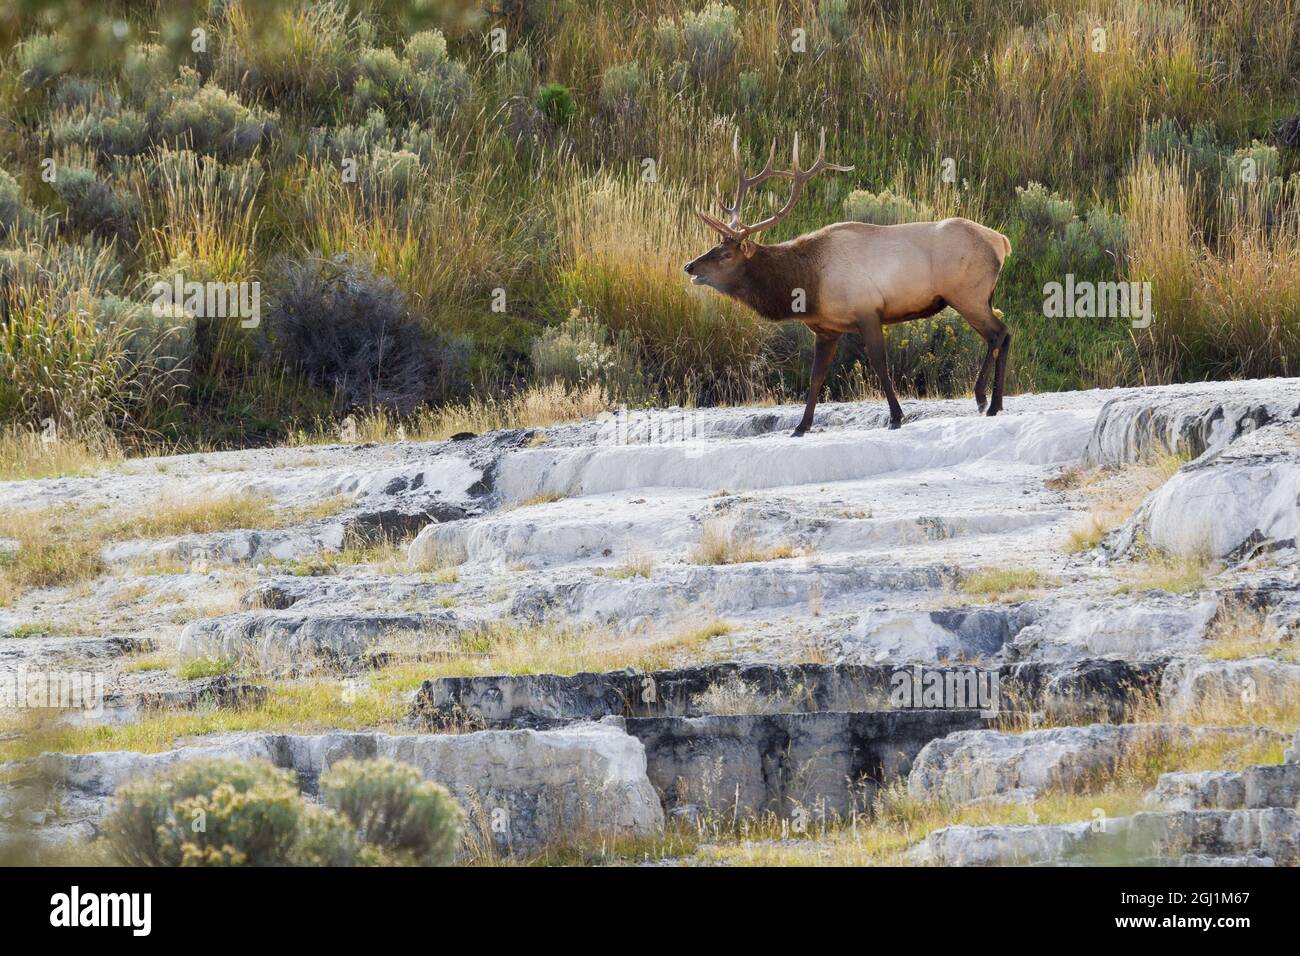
[594,554,655,579]
[0,426,123,481]
[690,673,808,716]
[959,567,1059,600]
[1204,600,1296,662]
[1063,452,1190,553]
[689,519,800,566]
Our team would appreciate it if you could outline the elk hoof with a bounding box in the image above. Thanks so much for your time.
[791,427,807,438]
[888,418,902,430]
[976,399,987,413]
[986,406,1001,417]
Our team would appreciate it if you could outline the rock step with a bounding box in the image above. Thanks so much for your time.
[11,710,986,854]
[908,722,1286,805]
[845,594,1215,663]
[177,609,469,669]
[622,709,988,819]
[101,499,480,570]
[1108,422,1300,563]
[1148,759,1300,812]
[14,724,662,856]
[409,485,1067,571]
[1083,378,1300,466]
[490,409,1095,505]
[507,560,961,627]
[0,635,155,670]
[1160,656,1300,717]
[910,808,1300,866]
[410,659,1168,730]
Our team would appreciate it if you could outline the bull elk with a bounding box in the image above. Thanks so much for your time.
[684,130,1012,435]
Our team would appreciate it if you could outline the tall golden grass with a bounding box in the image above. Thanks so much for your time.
[1127,155,1300,381]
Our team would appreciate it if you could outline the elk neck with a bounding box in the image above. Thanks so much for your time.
[725,238,824,322]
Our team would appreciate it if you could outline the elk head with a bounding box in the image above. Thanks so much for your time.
[683,128,852,292]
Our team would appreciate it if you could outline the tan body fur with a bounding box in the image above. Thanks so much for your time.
[686,216,1013,434]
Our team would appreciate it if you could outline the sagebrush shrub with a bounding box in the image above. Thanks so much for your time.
[158,80,277,162]
[122,42,174,103]
[679,3,740,82]
[406,59,472,123]
[0,170,43,240]
[357,46,408,94]
[306,110,438,165]
[1010,181,1129,271]
[531,308,650,404]
[366,148,422,205]
[818,0,853,44]
[214,0,359,110]
[266,254,468,412]
[50,106,152,159]
[103,758,361,867]
[1014,182,1076,243]
[843,189,935,226]
[52,168,138,246]
[404,30,449,72]
[495,47,537,100]
[321,758,463,866]
[736,70,762,110]
[16,34,67,90]
[599,63,646,113]
[0,239,123,302]
[51,75,101,111]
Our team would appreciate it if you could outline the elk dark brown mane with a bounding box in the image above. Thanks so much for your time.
[685,129,1012,436]
[724,241,825,321]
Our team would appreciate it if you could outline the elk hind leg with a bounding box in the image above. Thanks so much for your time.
[859,314,903,429]
[955,298,1009,415]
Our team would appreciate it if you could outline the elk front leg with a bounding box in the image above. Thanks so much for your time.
[859,314,903,429]
[793,331,840,437]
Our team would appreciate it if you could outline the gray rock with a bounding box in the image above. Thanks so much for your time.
[414,661,935,729]
[177,609,462,669]
[1108,423,1300,562]
[623,709,988,819]
[15,723,662,856]
[101,525,346,568]
[842,595,1217,665]
[1002,657,1169,723]
[911,808,1300,865]
[1084,379,1300,466]
[909,722,1281,803]
[1003,596,1217,662]
[410,659,1164,730]
[1148,762,1300,811]
[1160,656,1300,717]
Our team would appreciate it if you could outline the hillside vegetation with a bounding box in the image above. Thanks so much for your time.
[1,0,1298,460]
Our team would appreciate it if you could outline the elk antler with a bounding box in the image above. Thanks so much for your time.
[699,128,853,241]
[718,130,781,230]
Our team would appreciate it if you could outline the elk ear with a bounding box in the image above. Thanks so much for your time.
[739,237,757,258]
